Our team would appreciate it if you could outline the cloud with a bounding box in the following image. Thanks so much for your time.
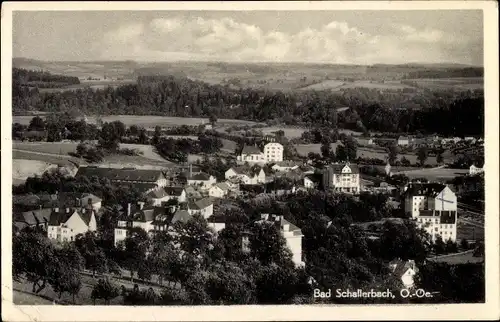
[98,17,479,64]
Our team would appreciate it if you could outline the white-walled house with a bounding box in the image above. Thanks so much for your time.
[263,142,284,163]
[416,210,457,242]
[225,166,266,185]
[146,187,187,206]
[187,172,216,189]
[187,198,214,219]
[237,145,265,164]
[114,203,155,246]
[389,259,418,288]
[209,182,230,198]
[397,136,411,146]
[47,207,97,243]
[237,143,284,164]
[304,174,321,189]
[403,183,457,219]
[469,164,484,176]
[256,214,305,268]
[322,162,360,194]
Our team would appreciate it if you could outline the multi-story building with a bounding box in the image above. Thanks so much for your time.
[403,183,458,242]
[322,162,360,194]
[114,203,155,246]
[237,143,284,164]
[255,214,305,268]
[417,210,457,242]
[47,207,97,243]
[263,142,284,163]
[403,183,457,219]
[187,197,214,219]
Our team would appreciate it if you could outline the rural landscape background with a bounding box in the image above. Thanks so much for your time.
[10,9,486,307]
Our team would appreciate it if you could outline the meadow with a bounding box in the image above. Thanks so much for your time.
[394,167,469,180]
[13,115,256,128]
[301,80,414,91]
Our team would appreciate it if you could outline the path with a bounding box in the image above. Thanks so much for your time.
[13,149,73,158]
[392,165,446,175]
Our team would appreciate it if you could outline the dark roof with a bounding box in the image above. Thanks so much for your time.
[230,165,263,177]
[14,208,52,226]
[419,210,457,224]
[404,183,446,197]
[48,209,75,226]
[75,166,164,183]
[59,192,102,207]
[171,210,192,224]
[164,187,185,196]
[151,207,174,225]
[241,145,262,154]
[273,161,301,168]
[130,207,156,222]
[13,194,58,207]
[214,182,230,191]
[146,188,168,199]
[304,174,321,183]
[79,208,95,226]
[390,260,415,278]
[188,197,213,210]
[188,172,212,181]
[327,163,360,174]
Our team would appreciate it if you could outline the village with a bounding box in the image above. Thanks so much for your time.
[12,115,486,305]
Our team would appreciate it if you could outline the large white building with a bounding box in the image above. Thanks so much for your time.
[403,183,458,242]
[255,214,305,268]
[403,183,457,219]
[322,162,360,194]
[237,143,284,164]
[47,207,97,243]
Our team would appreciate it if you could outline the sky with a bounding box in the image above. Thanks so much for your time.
[12,10,484,65]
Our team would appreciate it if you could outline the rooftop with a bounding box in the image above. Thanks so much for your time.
[75,166,165,183]
[241,145,262,155]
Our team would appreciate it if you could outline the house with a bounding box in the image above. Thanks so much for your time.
[13,208,53,232]
[417,210,457,242]
[187,197,214,219]
[114,203,155,246]
[225,166,266,185]
[389,259,418,288]
[403,183,457,218]
[47,207,97,243]
[263,142,284,163]
[397,136,411,146]
[187,172,216,189]
[209,182,230,198]
[469,164,484,176]
[355,136,374,146]
[256,214,305,268]
[272,161,301,172]
[58,192,102,212]
[185,186,203,199]
[237,142,284,164]
[303,173,321,189]
[322,162,361,194]
[207,215,227,233]
[75,166,167,187]
[384,163,392,176]
[13,194,59,212]
[145,188,172,206]
[237,145,265,164]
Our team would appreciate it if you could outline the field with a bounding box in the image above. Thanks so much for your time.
[295,143,342,156]
[301,80,414,91]
[12,141,174,169]
[428,250,484,265]
[457,222,485,241]
[404,77,483,90]
[12,159,59,182]
[394,167,469,180]
[259,127,306,139]
[14,58,483,93]
[12,115,256,128]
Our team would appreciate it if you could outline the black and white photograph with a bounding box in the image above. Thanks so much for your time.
[2,1,499,321]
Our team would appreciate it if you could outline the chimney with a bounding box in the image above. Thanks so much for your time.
[190,164,193,177]
[66,207,70,213]
[138,201,145,210]
[127,203,132,216]
[55,207,59,213]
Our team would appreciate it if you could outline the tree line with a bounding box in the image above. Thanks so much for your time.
[13,69,484,136]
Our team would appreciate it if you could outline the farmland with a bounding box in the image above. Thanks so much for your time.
[428,250,484,265]
[300,79,414,91]
[394,167,470,180]
[12,115,256,128]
